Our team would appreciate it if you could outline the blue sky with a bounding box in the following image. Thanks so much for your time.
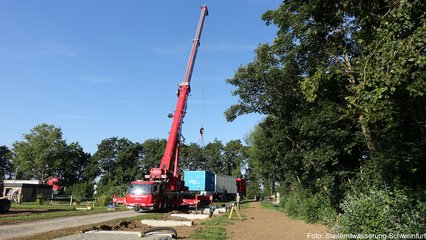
[0,0,281,154]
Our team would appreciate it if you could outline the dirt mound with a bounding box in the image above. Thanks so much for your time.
[82,220,150,232]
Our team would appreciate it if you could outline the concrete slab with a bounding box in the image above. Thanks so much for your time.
[141,219,193,227]
[199,207,226,214]
[170,213,209,220]
[55,230,142,240]
[55,230,175,240]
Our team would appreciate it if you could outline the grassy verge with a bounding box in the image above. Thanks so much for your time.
[190,214,231,240]
[260,201,284,212]
[1,203,126,224]
[190,203,248,240]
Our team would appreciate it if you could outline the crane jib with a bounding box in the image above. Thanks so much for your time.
[157,5,209,177]
[183,5,208,85]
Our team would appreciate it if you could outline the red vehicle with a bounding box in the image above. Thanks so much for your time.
[123,5,211,211]
[236,178,246,197]
[46,177,65,195]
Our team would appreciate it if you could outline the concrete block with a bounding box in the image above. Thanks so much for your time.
[213,207,227,214]
[171,213,209,220]
[141,219,193,227]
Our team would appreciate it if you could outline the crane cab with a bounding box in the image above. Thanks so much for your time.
[126,180,163,211]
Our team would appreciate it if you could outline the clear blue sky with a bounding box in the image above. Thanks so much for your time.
[0,0,281,154]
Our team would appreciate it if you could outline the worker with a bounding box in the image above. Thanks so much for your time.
[236,192,241,210]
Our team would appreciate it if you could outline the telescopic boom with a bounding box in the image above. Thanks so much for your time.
[150,5,208,179]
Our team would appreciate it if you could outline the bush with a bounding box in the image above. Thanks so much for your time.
[95,194,112,206]
[279,183,337,225]
[298,193,336,225]
[337,189,426,234]
[35,193,44,205]
[282,191,302,216]
[68,182,93,203]
[92,181,127,206]
[96,182,127,197]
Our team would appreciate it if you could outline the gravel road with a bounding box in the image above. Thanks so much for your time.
[0,210,142,239]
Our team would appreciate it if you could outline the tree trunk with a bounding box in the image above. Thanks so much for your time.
[359,114,376,152]
[342,50,377,153]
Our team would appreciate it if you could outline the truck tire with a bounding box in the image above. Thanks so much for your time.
[133,205,141,212]
[161,198,169,211]
[0,199,11,213]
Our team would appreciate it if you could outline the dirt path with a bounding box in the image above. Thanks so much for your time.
[0,210,142,239]
[226,201,328,240]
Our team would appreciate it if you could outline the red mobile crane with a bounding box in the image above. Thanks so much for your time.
[123,5,210,211]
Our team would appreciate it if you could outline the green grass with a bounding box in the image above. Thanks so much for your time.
[190,214,230,240]
[12,202,74,210]
[260,201,283,211]
[190,203,248,240]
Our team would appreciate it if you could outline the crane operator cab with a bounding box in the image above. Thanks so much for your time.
[126,180,164,211]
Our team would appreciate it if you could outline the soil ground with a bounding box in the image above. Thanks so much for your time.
[226,201,328,240]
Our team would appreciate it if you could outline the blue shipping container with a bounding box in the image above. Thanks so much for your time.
[184,170,215,192]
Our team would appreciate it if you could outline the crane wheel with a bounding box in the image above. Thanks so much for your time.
[133,205,141,212]
[160,197,169,211]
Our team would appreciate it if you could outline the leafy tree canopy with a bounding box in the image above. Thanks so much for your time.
[0,146,12,180]
[12,124,89,184]
[226,0,426,203]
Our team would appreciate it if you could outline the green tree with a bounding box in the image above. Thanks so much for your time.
[141,138,167,174]
[12,124,91,185]
[349,0,426,186]
[0,146,12,180]
[83,157,100,184]
[91,137,143,192]
[225,0,426,228]
[60,142,91,185]
[180,143,204,171]
[203,139,224,174]
[12,124,69,180]
[223,140,247,177]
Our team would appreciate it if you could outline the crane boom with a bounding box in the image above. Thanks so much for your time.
[122,6,212,211]
[151,5,208,179]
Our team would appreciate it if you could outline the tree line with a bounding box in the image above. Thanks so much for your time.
[0,123,248,201]
[227,0,425,234]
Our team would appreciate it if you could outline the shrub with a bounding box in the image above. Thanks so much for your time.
[280,184,305,217]
[299,193,337,225]
[35,193,44,205]
[283,192,302,216]
[279,182,337,225]
[68,182,93,203]
[93,181,127,206]
[96,194,112,206]
[301,195,319,223]
[337,189,426,234]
